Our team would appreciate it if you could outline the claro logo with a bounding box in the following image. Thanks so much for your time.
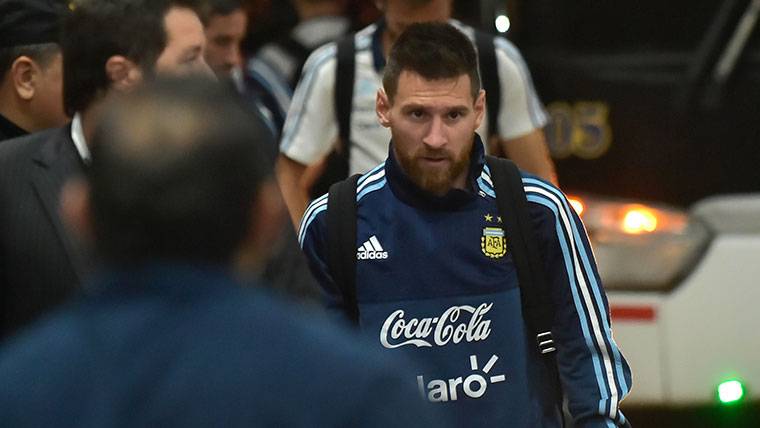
[379,303,493,349]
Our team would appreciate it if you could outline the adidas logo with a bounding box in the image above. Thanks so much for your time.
[357,235,389,260]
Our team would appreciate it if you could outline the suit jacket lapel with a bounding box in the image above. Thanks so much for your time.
[31,125,88,283]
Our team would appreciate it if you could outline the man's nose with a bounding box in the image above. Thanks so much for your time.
[226,45,242,68]
[422,116,446,149]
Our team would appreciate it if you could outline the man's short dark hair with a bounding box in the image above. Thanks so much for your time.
[0,43,59,80]
[197,0,242,24]
[62,0,199,116]
[89,77,273,265]
[382,22,480,103]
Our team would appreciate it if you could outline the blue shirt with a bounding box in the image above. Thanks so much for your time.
[300,136,632,427]
[0,263,444,427]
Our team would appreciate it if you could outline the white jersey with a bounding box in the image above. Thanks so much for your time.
[280,20,548,176]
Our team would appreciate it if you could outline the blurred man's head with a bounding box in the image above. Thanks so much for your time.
[0,0,68,133]
[198,0,247,79]
[377,22,484,196]
[62,0,212,117]
[377,0,452,49]
[65,78,276,266]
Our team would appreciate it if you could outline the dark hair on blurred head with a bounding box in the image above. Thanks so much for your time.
[89,77,273,265]
[197,0,243,24]
[61,0,199,116]
[0,42,59,79]
[382,22,480,103]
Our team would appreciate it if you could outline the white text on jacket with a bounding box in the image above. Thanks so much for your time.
[380,303,493,349]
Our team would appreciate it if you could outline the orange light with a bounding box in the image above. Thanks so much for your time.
[622,206,658,234]
[568,196,585,216]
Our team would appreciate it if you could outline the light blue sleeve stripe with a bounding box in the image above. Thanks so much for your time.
[298,204,328,248]
[477,177,496,198]
[358,163,385,187]
[357,178,386,201]
[527,194,609,404]
[298,194,328,245]
[525,178,630,399]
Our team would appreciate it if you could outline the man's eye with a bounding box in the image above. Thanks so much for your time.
[448,111,462,120]
[410,110,424,118]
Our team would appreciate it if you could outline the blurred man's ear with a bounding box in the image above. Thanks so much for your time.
[235,179,287,274]
[105,55,144,92]
[60,178,94,245]
[11,56,39,101]
[376,88,392,128]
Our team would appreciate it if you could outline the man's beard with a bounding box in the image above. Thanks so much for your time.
[394,141,471,196]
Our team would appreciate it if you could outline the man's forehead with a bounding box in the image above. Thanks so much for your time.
[164,6,205,44]
[394,70,474,104]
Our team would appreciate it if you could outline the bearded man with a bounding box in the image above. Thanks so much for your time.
[298,22,632,428]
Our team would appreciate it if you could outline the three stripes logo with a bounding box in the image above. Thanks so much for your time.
[357,235,388,260]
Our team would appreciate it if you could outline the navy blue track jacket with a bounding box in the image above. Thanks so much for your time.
[300,136,632,427]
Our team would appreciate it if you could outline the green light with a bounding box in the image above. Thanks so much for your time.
[717,380,744,404]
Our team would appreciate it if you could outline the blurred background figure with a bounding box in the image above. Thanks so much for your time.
[250,0,350,90]
[0,0,212,342]
[199,0,248,84]
[196,0,324,304]
[0,0,68,142]
[244,0,351,135]
[198,0,282,145]
[0,77,444,428]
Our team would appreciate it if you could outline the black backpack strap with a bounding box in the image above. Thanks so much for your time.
[334,35,355,153]
[327,174,361,324]
[474,32,501,139]
[486,155,555,353]
[309,35,355,199]
[486,155,562,406]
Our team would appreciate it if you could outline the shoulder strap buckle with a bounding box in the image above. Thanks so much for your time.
[537,331,557,354]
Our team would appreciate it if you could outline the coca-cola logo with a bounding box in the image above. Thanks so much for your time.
[379,303,493,349]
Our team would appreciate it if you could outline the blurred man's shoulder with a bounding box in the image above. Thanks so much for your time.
[0,126,67,162]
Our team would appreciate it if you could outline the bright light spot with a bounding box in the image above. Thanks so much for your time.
[568,196,585,216]
[622,207,658,234]
[718,380,744,404]
[495,15,511,33]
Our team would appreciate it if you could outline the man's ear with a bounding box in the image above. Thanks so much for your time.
[376,88,392,128]
[105,55,143,92]
[10,56,38,101]
[60,178,94,245]
[473,88,486,130]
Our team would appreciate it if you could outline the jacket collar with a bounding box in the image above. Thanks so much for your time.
[384,134,486,211]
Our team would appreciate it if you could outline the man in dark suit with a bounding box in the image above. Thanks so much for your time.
[0,0,213,340]
[0,0,68,142]
[0,77,444,427]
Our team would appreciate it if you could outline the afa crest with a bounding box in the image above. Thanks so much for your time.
[481,227,507,259]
